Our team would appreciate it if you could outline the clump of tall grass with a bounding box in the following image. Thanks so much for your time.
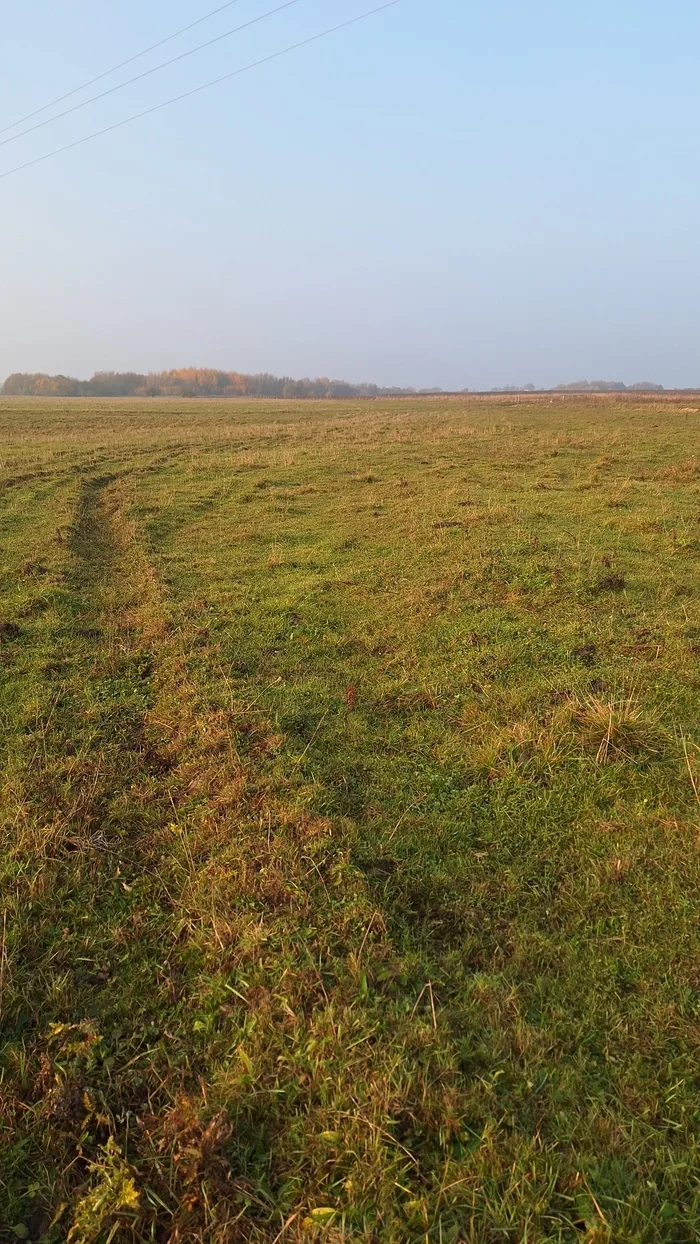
[267,541,284,568]
[464,691,665,776]
[573,693,663,764]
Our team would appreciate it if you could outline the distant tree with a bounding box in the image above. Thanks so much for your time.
[2,372,82,396]
[88,371,144,397]
[3,373,38,395]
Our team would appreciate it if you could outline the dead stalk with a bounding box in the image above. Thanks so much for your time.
[291,708,330,774]
[0,910,7,1021]
[681,733,700,807]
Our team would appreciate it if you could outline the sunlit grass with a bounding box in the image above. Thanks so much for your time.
[0,393,699,1241]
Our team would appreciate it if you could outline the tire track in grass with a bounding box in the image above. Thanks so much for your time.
[0,472,185,1236]
[0,472,405,1242]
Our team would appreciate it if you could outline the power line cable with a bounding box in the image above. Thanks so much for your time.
[0,0,304,151]
[1,0,247,136]
[0,1,400,182]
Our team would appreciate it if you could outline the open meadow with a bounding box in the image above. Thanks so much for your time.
[0,393,699,1243]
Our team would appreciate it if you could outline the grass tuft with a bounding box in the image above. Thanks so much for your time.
[574,693,664,763]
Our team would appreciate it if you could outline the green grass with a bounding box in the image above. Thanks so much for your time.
[0,393,699,1243]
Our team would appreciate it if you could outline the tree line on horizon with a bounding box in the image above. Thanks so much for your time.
[491,380,664,393]
[553,379,664,392]
[1,369,447,400]
[1,369,667,398]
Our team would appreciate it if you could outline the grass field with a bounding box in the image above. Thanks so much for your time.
[0,393,699,1243]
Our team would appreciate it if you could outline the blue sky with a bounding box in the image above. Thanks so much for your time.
[1,0,699,389]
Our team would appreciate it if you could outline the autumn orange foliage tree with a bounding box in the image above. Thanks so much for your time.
[2,369,429,399]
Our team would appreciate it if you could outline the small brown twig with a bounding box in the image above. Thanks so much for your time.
[0,911,7,1021]
[357,911,376,961]
[681,733,700,807]
[271,1211,300,1244]
[427,980,438,1030]
[411,980,438,1029]
[291,708,330,774]
[385,800,420,845]
[336,1111,419,1167]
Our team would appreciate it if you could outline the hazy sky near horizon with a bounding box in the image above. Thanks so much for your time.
[1,0,699,390]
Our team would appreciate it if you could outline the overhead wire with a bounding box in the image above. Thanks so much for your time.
[1,0,248,135]
[0,0,304,150]
[0,1,400,182]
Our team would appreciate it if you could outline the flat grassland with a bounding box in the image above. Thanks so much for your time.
[0,394,699,1243]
